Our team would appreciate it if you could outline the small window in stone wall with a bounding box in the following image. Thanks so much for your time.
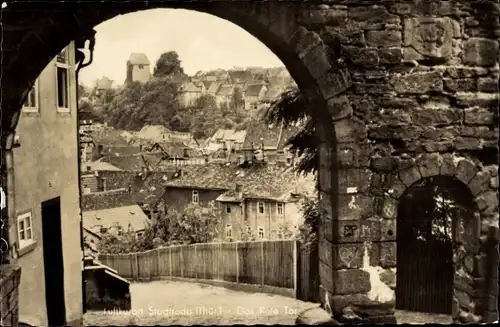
[258,227,265,239]
[258,202,265,215]
[226,204,231,214]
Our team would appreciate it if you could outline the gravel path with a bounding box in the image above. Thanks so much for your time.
[83,280,318,326]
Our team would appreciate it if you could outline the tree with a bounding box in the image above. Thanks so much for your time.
[153,51,185,77]
[264,87,318,174]
[230,86,245,110]
[97,224,143,254]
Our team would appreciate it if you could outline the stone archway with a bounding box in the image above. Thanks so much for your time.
[0,1,351,320]
[384,153,498,323]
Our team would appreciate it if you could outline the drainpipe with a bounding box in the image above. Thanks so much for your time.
[1,147,15,264]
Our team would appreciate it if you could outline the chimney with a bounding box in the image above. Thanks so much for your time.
[235,183,242,193]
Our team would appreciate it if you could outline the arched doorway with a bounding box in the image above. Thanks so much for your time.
[396,175,477,315]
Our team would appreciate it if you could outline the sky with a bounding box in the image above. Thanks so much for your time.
[78,9,285,87]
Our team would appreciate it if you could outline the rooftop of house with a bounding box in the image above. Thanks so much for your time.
[82,160,122,172]
[166,162,316,200]
[245,84,266,97]
[179,81,203,93]
[137,125,172,139]
[83,204,149,234]
[92,127,130,146]
[101,145,142,156]
[242,120,284,149]
[228,70,254,84]
[128,53,150,65]
[262,86,286,103]
[216,85,234,96]
[96,77,113,90]
[101,155,150,171]
[207,82,222,94]
[82,188,136,211]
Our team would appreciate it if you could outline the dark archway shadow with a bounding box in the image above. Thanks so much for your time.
[396,175,477,315]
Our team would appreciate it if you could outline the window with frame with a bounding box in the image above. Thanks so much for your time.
[56,48,70,111]
[258,227,265,239]
[17,212,34,249]
[277,203,284,216]
[240,204,244,215]
[192,190,199,204]
[258,202,265,215]
[226,204,231,214]
[23,80,39,112]
[225,224,232,239]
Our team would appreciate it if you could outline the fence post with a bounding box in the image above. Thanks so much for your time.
[169,246,172,277]
[194,244,198,280]
[157,248,161,279]
[293,240,298,299]
[261,241,265,289]
[235,242,239,284]
[129,253,134,280]
[135,253,139,281]
[180,245,184,278]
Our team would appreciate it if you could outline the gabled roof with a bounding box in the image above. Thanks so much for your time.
[245,84,266,97]
[242,120,283,149]
[228,70,254,84]
[216,85,234,96]
[166,163,316,200]
[128,53,150,65]
[262,87,286,103]
[207,82,221,95]
[83,204,149,234]
[92,127,130,147]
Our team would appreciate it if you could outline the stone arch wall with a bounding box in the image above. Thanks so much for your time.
[386,153,498,323]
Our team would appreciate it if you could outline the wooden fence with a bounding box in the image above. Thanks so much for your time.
[98,240,317,301]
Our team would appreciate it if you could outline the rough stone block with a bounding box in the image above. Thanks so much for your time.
[338,143,371,168]
[320,218,334,243]
[319,238,334,268]
[325,9,348,26]
[440,153,456,176]
[475,191,499,216]
[370,156,396,173]
[348,5,395,24]
[333,269,371,295]
[295,307,338,325]
[463,38,499,67]
[378,242,397,268]
[378,96,418,110]
[380,197,398,219]
[490,176,499,189]
[477,78,499,92]
[403,17,456,60]
[342,46,379,68]
[338,194,374,221]
[464,107,495,125]
[319,260,334,293]
[413,108,463,125]
[468,171,491,196]
[366,31,402,48]
[379,48,402,65]
[444,78,478,92]
[456,159,479,185]
[423,140,455,153]
[334,118,367,143]
[354,83,392,94]
[386,176,407,199]
[416,153,442,178]
[302,44,332,80]
[390,71,443,94]
[455,92,498,108]
[375,109,413,126]
[317,68,353,100]
[336,220,381,243]
[321,24,366,47]
[380,219,397,242]
[399,165,422,188]
[289,26,322,58]
[333,243,365,269]
[338,168,371,194]
[328,95,353,121]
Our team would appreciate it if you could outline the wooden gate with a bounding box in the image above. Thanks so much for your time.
[396,179,455,314]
